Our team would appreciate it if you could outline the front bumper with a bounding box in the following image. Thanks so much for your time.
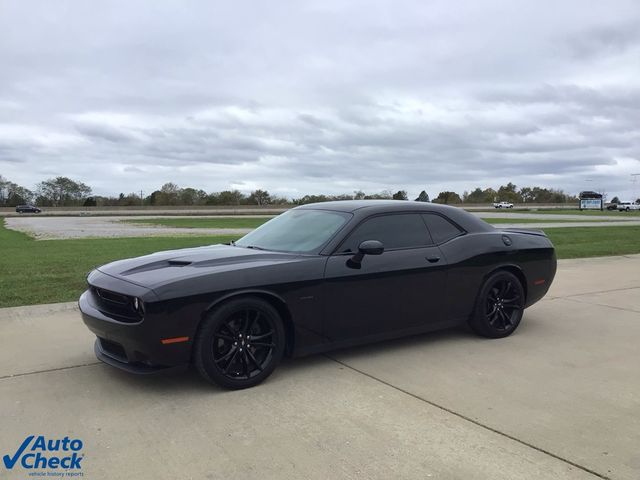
[94,339,186,374]
[79,279,194,374]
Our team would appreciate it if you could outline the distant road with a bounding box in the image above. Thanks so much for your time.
[0,203,583,217]
[0,207,288,217]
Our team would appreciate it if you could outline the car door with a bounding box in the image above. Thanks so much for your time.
[323,213,448,342]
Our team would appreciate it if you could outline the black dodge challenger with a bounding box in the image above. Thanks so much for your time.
[80,200,556,389]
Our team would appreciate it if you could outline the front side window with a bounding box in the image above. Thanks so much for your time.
[338,214,432,253]
[235,209,351,253]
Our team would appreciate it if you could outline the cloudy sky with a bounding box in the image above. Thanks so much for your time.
[1,0,639,200]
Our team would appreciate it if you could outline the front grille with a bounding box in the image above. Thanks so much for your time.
[98,337,128,362]
[91,287,141,323]
[95,288,129,305]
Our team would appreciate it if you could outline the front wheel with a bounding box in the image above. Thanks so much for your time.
[194,297,286,389]
[468,271,525,338]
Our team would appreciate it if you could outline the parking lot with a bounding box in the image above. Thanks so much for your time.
[3,215,258,239]
[1,255,639,479]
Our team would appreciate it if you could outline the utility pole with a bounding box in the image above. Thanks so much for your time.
[632,174,640,202]
[140,190,144,207]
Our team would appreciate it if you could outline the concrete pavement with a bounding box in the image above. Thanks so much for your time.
[1,256,639,479]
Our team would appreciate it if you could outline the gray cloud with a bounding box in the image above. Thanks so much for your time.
[1,0,639,200]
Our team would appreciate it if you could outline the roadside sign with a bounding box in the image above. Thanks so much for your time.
[579,198,603,210]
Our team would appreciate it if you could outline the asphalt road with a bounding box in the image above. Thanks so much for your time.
[0,205,577,217]
[1,255,639,479]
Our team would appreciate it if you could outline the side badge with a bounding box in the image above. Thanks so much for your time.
[502,235,512,246]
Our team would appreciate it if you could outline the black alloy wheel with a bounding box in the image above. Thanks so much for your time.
[194,297,285,389]
[469,271,525,338]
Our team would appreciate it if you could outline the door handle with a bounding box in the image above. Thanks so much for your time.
[426,256,440,263]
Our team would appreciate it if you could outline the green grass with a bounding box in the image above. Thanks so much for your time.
[125,215,629,230]
[0,221,238,308]
[545,226,640,259]
[122,217,273,229]
[481,217,612,224]
[2,220,640,308]
[128,216,610,228]
[474,208,640,216]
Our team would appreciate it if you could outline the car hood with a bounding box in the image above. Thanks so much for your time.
[96,244,305,292]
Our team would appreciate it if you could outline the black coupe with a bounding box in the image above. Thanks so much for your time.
[15,204,41,213]
[79,201,556,389]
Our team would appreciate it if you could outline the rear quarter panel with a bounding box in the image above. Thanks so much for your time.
[438,231,556,322]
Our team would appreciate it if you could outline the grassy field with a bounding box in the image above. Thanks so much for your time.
[544,226,640,259]
[0,222,237,308]
[472,208,640,216]
[122,217,272,229]
[482,218,611,224]
[2,220,640,308]
[124,216,613,229]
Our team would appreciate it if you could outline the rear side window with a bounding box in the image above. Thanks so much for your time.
[422,214,464,244]
[339,213,432,252]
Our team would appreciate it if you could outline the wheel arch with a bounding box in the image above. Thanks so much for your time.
[484,264,528,303]
[201,290,295,357]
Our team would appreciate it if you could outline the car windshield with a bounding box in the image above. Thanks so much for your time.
[235,209,351,253]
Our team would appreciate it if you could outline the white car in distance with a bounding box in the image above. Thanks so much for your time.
[617,201,640,212]
[493,201,514,209]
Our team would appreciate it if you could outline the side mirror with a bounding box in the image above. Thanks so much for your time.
[358,240,384,256]
[347,240,384,269]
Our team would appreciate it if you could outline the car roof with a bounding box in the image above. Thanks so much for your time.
[296,199,447,213]
[296,200,493,233]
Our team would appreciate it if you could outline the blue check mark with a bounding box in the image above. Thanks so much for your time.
[3,435,34,469]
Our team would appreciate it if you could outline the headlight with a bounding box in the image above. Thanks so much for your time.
[133,297,145,315]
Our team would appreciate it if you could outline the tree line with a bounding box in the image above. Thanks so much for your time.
[0,175,91,207]
[0,175,581,208]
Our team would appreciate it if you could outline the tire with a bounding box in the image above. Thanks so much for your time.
[194,297,286,389]
[626,207,630,212]
[468,271,525,338]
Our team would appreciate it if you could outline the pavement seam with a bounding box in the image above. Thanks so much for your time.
[564,285,640,297]
[326,355,610,480]
[560,296,640,314]
[0,362,101,380]
[545,285,640,301]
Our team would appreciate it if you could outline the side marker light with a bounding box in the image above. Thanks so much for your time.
[161,336,190,345]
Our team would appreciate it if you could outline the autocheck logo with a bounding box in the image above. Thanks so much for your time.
[3,435,84,473]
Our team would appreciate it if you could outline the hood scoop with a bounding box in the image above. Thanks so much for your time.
[119,259,193,276]
[168,260,192,267]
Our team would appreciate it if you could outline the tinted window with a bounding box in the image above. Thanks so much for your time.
[339,214,432,253]
[236,209,351,253]
[422,214,463,244]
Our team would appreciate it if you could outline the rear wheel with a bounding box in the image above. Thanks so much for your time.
[194,297,285,389]
[469,271,525,338]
